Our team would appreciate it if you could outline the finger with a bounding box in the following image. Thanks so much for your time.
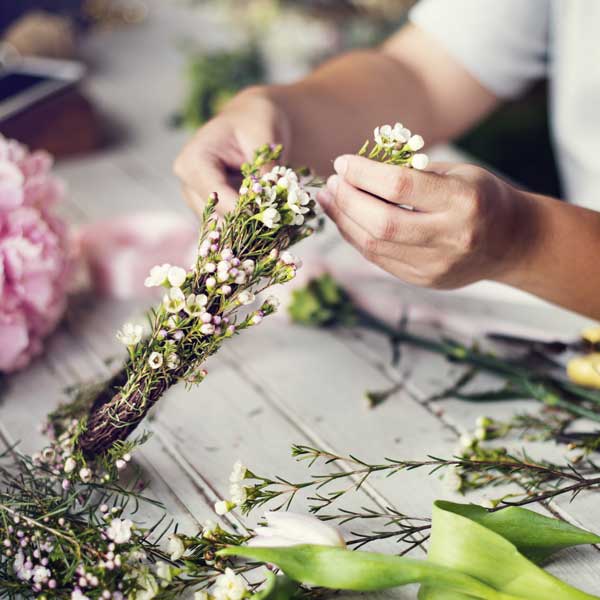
[174,145,239,212]
[333,154,455,212]
[323,175,440,246]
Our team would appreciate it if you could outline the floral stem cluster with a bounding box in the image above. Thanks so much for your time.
[70,144,321,459]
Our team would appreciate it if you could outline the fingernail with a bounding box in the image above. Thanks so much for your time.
[333,156,348,175]
[327,174,340,194]
[317,190,333,207]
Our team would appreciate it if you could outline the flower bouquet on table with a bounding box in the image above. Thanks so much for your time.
[0,135,71,373]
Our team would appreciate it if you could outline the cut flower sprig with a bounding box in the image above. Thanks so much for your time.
[60,143,322,460]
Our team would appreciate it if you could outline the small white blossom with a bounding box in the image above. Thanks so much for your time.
[106,518,133,545]
[79,468,92,483]
[148,351,163,370]
[185,293,208,317]
[443,466,463,492]
[166,353,180,371]
[229,483,248,505]
[64,457,77,474]
[163,287,186,313]
[392,122,411,143]
[229,461,248,484]
[459,433,475,450]
[249,511,345,548]
[72,590,90,600]
[194,592,210,600]
[241,259,255,274]
[168,534,185,561]
[14,551,33,581]
[200,323,215,335]
[144,264,171,288]
[411,153,429,170]
[155,561,172,582]
[213,568,248,600]
[259,207,281,229]
[202,519,218,539]
[167,266,187,288]
[136,572,159,600]
[237,291,255,306]
[116,323,143,347]
[32,565,51,583]
[214,500,233,515]
[265,295,280,309]
[406,134,424,151]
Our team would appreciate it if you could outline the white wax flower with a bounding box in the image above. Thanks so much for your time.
[214,500,232,515]
[144,263,170,288]
[185,293,208,317]
[229,483,248,505]
[407,134,424,151]
[229,460,248,483]
[238,291,255,306]
[411,153,429,170]
[106,518,133,544]
[166,353,180,371]
[116,323,143,346]
[241,259,255,274]
[167,535,185,560]
[79,468,92,483]
[213,568,248,600]
[167,266,187,288]
[163,287,186,313]
[248,511,346,548]
[392,122,411,143]
[64,457,77,474]
[148,351,163,370]
[260,207,281,229]
[194,592,210,600]
[155,561,172,582]
[265,295,280,309]
[202,519,218,539]
[443,466,463,492]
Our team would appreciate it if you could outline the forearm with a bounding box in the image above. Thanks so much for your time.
[259,26,498,175]
[500,192,600,319]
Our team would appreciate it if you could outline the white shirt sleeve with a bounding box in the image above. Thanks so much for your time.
[409,0,550,99]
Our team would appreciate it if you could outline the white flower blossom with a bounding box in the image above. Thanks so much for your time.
[229,461,248,484]
[241,259,255,274]
[194,592,210,600]
[79,468,92,483]
[166,353,180,370]
[144,264,171,288]
[72,590,90,600]
[213,568,248,600]
[168,534,185,561]
[459,433,475,450]
[167,266,187,288]
[249,511,346,548]
[259,207,281,229]
[392,122,411,143]
[64,457,77,474]
[185,293,208,317]
[148,351,163,370]
[136,572,159,600]
[406,134,424,151]
[202,519,218,539]
[265,295,280,309]
[163,287,186,313]
[443,466,463,492]
[116,323,143,347]
[411,153,429,170]
[214,500,233,515]
[106,518,133,545]
[32,565,51,583]
[229,483,248,505]
[237,291,255,306]
[155,561,172,582]
[14,551,33,581]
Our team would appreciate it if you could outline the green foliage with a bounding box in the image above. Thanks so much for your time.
[288,274,356,327]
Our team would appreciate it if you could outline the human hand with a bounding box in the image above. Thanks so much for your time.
[316,155,537,289]
[174,87,291,215]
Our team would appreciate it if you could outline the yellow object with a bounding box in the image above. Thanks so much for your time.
[567,353,600,388]
[581,326,600,344]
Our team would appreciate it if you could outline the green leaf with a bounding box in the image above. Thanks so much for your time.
[251,572,300,600]
[220,502,600,600]
[419,501,600,600]
[434,501,600,563]
[219,544,519,599]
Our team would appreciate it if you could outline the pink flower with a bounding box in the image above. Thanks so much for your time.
[0,135,71,373]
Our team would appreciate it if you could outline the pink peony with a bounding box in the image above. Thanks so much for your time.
[0,136,71,372]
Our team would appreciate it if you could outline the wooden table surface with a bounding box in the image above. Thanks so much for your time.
[2,2,599,597]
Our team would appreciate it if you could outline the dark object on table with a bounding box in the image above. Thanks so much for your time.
[486,331,597,355]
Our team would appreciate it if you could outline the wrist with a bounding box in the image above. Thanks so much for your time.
[492,188,545,288]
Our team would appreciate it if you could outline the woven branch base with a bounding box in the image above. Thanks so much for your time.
[77,381,168,458]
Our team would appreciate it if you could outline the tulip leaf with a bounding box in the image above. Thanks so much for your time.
[251,572,300,600]
[220,501,600,600]
[434,501,600,563]
[419,501,600,600]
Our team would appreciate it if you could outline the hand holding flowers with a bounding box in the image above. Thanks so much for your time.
[317,123,536,290]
